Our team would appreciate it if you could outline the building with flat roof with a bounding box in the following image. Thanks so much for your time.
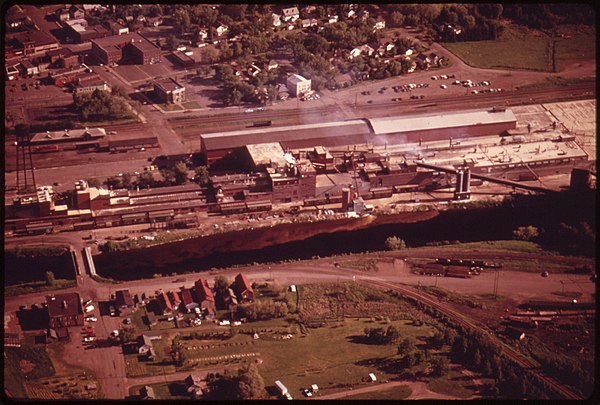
[46,293,84,329]
[11,30,60,56]
[171,50,195,67]
[63,18,109,43]
[154,78,185,104]
[286,74,311,96]
[91,32,160,65]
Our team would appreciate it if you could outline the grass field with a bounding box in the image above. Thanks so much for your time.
[427,368,479,398]
[442,23,595,72]
[430,240,551,254]
[345,384,412,399]
[181,101,202,109]
[125,338,176,377]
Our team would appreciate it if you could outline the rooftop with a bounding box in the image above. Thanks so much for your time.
[46,292,82,318]
[246,142,287,168]
[368,109,517,135]
[154,77,185,92]
[92,32,158,52]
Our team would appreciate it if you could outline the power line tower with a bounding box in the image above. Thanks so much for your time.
[15,124,36,193]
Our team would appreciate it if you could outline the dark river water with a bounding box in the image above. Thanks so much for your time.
[94,192,595,281]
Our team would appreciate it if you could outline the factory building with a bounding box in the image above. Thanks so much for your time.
[200,109,517,167]
[286,74,312,96]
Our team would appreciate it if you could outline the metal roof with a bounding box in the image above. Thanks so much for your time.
[368,109,517,135]
[201,119,370,151]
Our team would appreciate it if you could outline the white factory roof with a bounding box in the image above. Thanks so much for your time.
[287,74,310,85]
[368,109,516,135]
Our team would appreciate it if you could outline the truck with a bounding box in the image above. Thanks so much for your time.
[275,380,288,396]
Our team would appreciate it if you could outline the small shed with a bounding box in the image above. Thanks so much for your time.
[368,372,377,382]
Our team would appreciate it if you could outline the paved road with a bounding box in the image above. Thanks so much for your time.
[316,380,460,400]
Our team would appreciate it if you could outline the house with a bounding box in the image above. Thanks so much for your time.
[232,273,254,303]
[103,19,129,36]
[415,53,431,70]
[266,60,278,71]
[74,75,109,94]
[214,23,228,38]
[327,15,339,24]
[301,19,319,28]
[333,73,353,89]
[184,374,205,397]
[197,28,208,40]
[139,385,155,400]
[192,278,215,314]
[46,293,84,330]
[115,289,134,315]
[350,44,374,59]
[167,291,181,309]
[404,49,414,57]
[271,13,282,27]
[248,63,261,77]
[368,372,377,382]
[156,290,173,315]
[286,74,311,97]
[281,7,300,22]
[19,59,39,76]
[138,331,161,358]
[146,16,163,27]
[373,18,386,31]
[69,5,85,20]
[180,288,199,312]
[55,8,70,22]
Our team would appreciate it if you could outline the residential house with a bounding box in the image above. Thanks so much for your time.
[406,58,417,73]
[404,49,414,57]
[138,332,161,359]
[55,8,70,22]
[327,15,339,24]
[104,19,129,36]
[349,44,374,59]
[184,374,205,397]
[156,290,173,315]
[180,288,199,312]
[192,278,215,315]
[232,273,254,303]
[301,19,318,28]
[69,5,85,20]
[376,42,395,57]
[266,60,278,71]
[286,74,311,97]
[373,18,386,31]
[74,75,109,94]
[215,23,228,38]
[167,291,181,309]
[115,289,134,315]
[248,63,261,78]
[282,7,300,22]
[139,385,155,400]
[271,13,282,27]
[197,28,208,41]
[333,73,353,89]
[146,16,163,27]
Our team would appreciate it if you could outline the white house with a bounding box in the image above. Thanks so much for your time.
[197,28,208,40]
[373,18,386,31]
[286,74,311,96]
[282,7,300,22]
[215,23,228,37]
[327,15,339,24]
[271,13,281,27]
[349,44,375,59]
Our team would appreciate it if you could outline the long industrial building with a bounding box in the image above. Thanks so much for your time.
[200,108,517,165]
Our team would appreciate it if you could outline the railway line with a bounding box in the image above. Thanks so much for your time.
[360,278,583,400]
[170,83,595,141]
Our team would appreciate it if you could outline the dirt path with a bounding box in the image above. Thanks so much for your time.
[316,380,459,400]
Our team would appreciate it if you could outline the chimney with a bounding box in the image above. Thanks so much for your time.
[62,300,68,309]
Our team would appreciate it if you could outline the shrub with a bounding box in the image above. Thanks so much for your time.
[384,236,407,251]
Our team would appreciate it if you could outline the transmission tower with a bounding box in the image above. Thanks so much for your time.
[15,124,36,193]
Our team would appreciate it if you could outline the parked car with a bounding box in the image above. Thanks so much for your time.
[109,306,116,316]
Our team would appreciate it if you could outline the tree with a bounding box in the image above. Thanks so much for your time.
[173,7,192,35]
[512,225,539,241]
[166,34,179,51]
[389,11,405,27]
[121,172,132,189]
[235,363,265,399]
[397,337,416,356]
[120,327,137,343]
[45,271,55,286]
[111,85,128,98]
[194,166,210,185]
[105,176,122,190]
[160,168,175,185]
[173,161,189,185]
[430,356,450,377]
[137,172,155,189]
[385,236,407,251]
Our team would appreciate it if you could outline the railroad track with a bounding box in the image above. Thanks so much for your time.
[359,278,583,400]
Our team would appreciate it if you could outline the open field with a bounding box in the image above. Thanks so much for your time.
[5,279,77,297]
[343,384,412,400]
[442,24,595,72]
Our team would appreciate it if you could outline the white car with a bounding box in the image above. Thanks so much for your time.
[440,84,447,89]
[244,109,254,113]
[84,305,95,313]
[233,321,242,326]
[219,320,231,326]
[85,317,97,322]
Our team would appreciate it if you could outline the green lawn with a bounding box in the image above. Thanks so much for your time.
[159,103,183,112]
[442,23,595,72]
[130,381,190,400]
[430,240,549,254]
[345,384,412,400]
[427,368,478,399]
[125,338,176,378]
[181,101,202,109]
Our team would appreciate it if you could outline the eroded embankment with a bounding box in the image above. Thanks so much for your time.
[93,210,438,279]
